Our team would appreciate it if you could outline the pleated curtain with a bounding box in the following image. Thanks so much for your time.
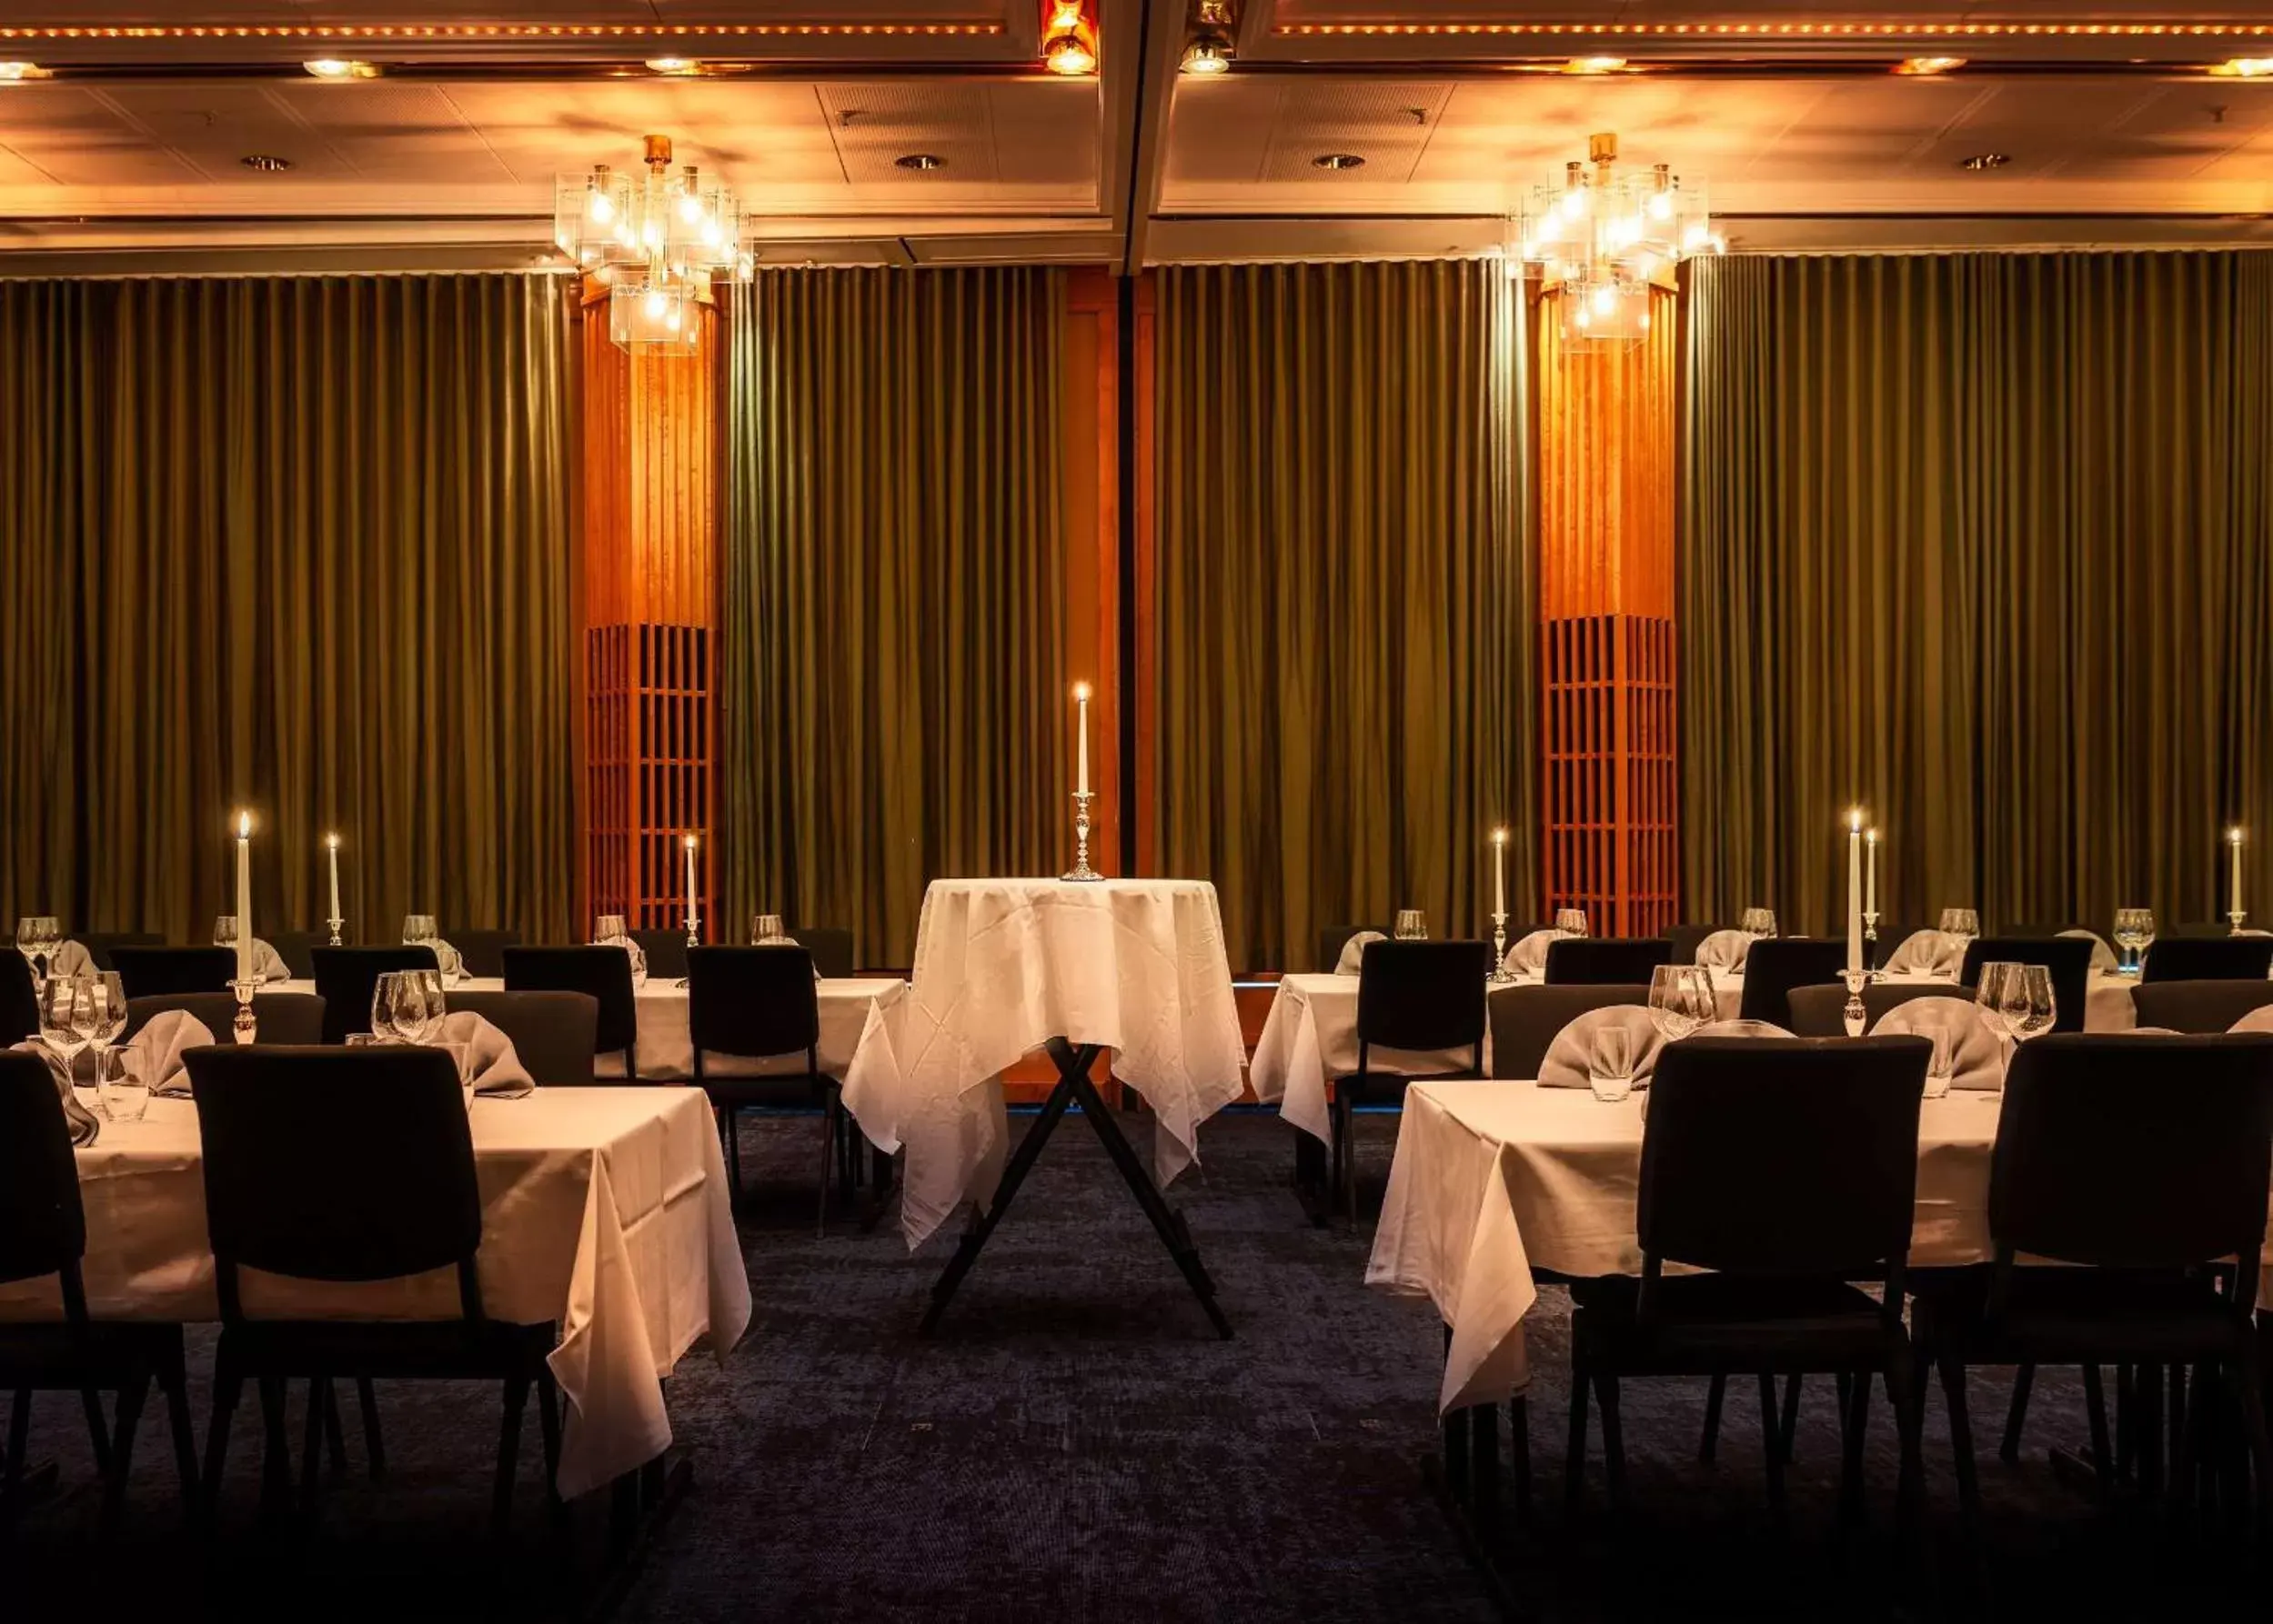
[0,274,578,945]
[1149,260,1534,971]
[1680,251,2273,934]
[719,267,1067,969]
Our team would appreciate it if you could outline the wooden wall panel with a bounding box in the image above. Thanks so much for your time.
[1535,286,1679,937]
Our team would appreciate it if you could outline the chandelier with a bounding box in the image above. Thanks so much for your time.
[555,135,757,354]
[1505,132,1724,346]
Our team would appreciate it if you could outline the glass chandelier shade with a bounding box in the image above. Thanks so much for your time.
[1505,133,1725,347]
[556,135,757,351]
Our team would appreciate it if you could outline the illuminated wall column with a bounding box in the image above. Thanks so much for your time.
[1534,286,1678,937]
[579,289,719,933]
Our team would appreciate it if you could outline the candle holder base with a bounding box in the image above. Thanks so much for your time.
[2230,910,2249,937]
[229,978,261,1046]
[1488,913,1514,983]
[1842,970,1868,1038]
[1061,791,1104,883]
[327,917,345,948]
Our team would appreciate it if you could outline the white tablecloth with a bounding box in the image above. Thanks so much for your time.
[0,1087,751,1499]
[1367,1078,2266,1416]
[268,975,907,1082]
[840,877,1246,1249]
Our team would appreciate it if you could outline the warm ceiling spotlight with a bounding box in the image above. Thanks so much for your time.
[0,62,51,83]
[303,58,380,80]
[1958,152,2011,171]
[1313,152,1366,171]
[895,153,946,171]
[240,154,294,172]
[1564,56,1627,75]
[1896,56,1966,75]
[1042,2,1098,76]
[2211,58,2273,77]
[1182,0,1235,75]
[646,56,702,75]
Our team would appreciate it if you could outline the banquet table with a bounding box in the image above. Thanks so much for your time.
[840,877,1247,1333]
[268,973,907,1083]
[1365,1078,2271,1418]
[0,1085,750,1499]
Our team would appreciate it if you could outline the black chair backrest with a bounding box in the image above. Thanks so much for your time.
[2130,977,2273,1034]
[446,928,522,979]
[1736,938,1848,1026]
[790,927,855,979]
[1488,982,1652,1078]
[1665,924,1721,967]
[262,930,323,978]
[123,991,326,1047]
[0,953,35,1046]
[1356,941,1491,1054]
[629,928,690,981]
[1956,936,2095,1032]
[0,1052,85,1288]
[1640,1036,1929,1276]
[688,947,822,1061]
[110,946,234,999]
[2167,923,2238,940]
[502,946,638,1059]
[1785,980,1966,1038]
[1544,937,1673,986]
[1990,1034,2273,1268]
[71,931,164,971]
[186,1045,482,1292]
[1315,924,1391,975]
[311,945,440,1046]
[2139,936,2273,985]
[445,989,599,1085]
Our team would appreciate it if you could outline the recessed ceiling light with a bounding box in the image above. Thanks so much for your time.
[2212,58,2273,78]
[646,56,701,75]
[1182,36,1232,75]
[1313,153,1366,171]
[1958,152,2011,171]
[895,153,946,171]
[0,62,51,83]
[240,154,293,172]
[303,58,380,80]
[1896,56,1966,76]
[1564,56,1627,75]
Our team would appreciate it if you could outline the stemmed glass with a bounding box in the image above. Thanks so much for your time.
[38,975,94,1088]
[16,916,61,987]
[82,970,126,1090]
[1393,909,1429,941]
[751,914,790,946]
[1940,908,1980,953]
[1739,907,1778,939]
[1554,907,1588,938]
[593,913,628,946]
[1976,962,2057,1049]
[2112,907,2156,976]
[385,968,446,1048]
[402,914,438,949]
[1646,964,1716,1042]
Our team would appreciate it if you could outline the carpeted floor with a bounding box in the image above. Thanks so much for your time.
[5,1103,2266,1621]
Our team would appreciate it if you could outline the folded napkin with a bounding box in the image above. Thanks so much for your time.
[429,937,467,981]
[602,936,649,983]
[1333,930,1387,976]
[1694,928,1753,972]
[2057,928,2118,975]
[1884,929,1963,978]
[433,1010,535,1098]
[50,938,96,979]
[2229,1006,2273,1035]
[1503,927,1558,978]
[1874,996,2003,1090]
[6,1041,101,1145]
[1690,1018,1795,1040]
[1537,1005,1663,1089]
[136,1010,216,1098]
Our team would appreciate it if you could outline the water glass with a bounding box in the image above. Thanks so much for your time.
[1923,1028,1956,1100]
[1939,907,1980,946]
[213,914,242,950]
[1739,907,1777,938]
[593,913,628,945]
[1586,1026,1636,1102]
[1554,907,1589,938]
[1393,909,1429,941]
[402,913,438,949]
[441,1040,476,1111]
[96,1047,150,1124]
[1646,964,1715,1041]
[751,913,790,946]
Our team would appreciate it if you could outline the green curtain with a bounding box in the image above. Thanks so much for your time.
[1150,260,1533,972]
[721,267,1066,968]
[0,274,578,946]
[1681,251,2273,934]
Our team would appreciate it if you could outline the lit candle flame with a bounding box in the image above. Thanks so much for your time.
[1847,807,1864,833]
[684,832,699,849]
[326,832,339,849]
[236,811,252,838]
[2232,827,2247,845]
[1492,827,1508,846]
[1072,681,1091,701]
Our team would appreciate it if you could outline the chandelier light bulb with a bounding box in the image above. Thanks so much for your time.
[588,190,613,225]
[1591,284,1617,316]
[644,288,667,320]
[678,193,702,225]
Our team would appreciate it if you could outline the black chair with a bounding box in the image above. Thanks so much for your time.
[1544,937,1673,987]
[687,947,850,1234]
[68,932,164,972]
[2130,977,2273,1033]
[1913,1034,2273,1529]
[2167,922,2238,940]
[0,953,34,1046]
[790,927,855,979]
[1333,941,1491,1220]
[502,947,639,1079]
[2139,936,2273,984]
[309,946,439,1047]
[123,992,326,1048]
[1315,924,1391,975]
[1957,937,2096,1033]
[1488,983,1654,1079]
[109,947,234,1000]
[1565,1037,1929,1522]
[0,1052,198,1529]
[1666,924,1722,967]
[1736,938,1848,1027]
[184,1045,558,1533]
[262,931,323,979]
[446,929,522,979]
[1785,980,1965,1038]
[444,990,599,1086]
[629,928,689,982]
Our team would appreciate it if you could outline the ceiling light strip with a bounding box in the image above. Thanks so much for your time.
[1277,22,2273,38]
[0,24,1005,41]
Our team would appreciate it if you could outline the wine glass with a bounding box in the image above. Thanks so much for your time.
[1554,907,1589,938]
[1393,909,1429,941]
[1939,908,1980,951]
[369,970,405,1041]
[397,968,447,1047]
[751,913,790,946]
[2117,907,2156,977]
[15,915,59,985]
[1646,964,1715,1041]
[38,974,94,1078]
[402,913,438,949]
[593,912,627,946]
[2011,965,2057,1042]
[1739,907,1778,939]
[1974,961,2019,1039]
[81,970,126,1082]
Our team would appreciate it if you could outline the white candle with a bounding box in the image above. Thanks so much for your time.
[1865,827,1877,916]
[1492,827,1507,917]
[2231,827,2245,917]
[325,832,341,925]
[684,832,701,937]
[1073,682,1091,797]
[1846,808,1864,977]
[235,811,253,984]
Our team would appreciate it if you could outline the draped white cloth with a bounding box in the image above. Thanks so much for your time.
[1692,928,1753,972]
[1248,973,1483,1144]
[1883,930,1964,977]
[1875,996,2004,1090]
[1535,1006,1663,1090]
[840,878,1246,1250]
[0,1088,749,1497]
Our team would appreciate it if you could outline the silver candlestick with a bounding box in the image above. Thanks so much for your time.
[686,912,701,951]
[230,977,261,1046]
[2231,909,2249,937]
[1842,968,1868,1036]
[1863,910,1881,980]
[1489,911,1513,983]
[327,915,345,948]
[1061,790,1101,882]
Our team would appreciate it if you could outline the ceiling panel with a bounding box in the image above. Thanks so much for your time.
[1257,80,1453,184]
[820,81,1001,185]
[0,87,203,188]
